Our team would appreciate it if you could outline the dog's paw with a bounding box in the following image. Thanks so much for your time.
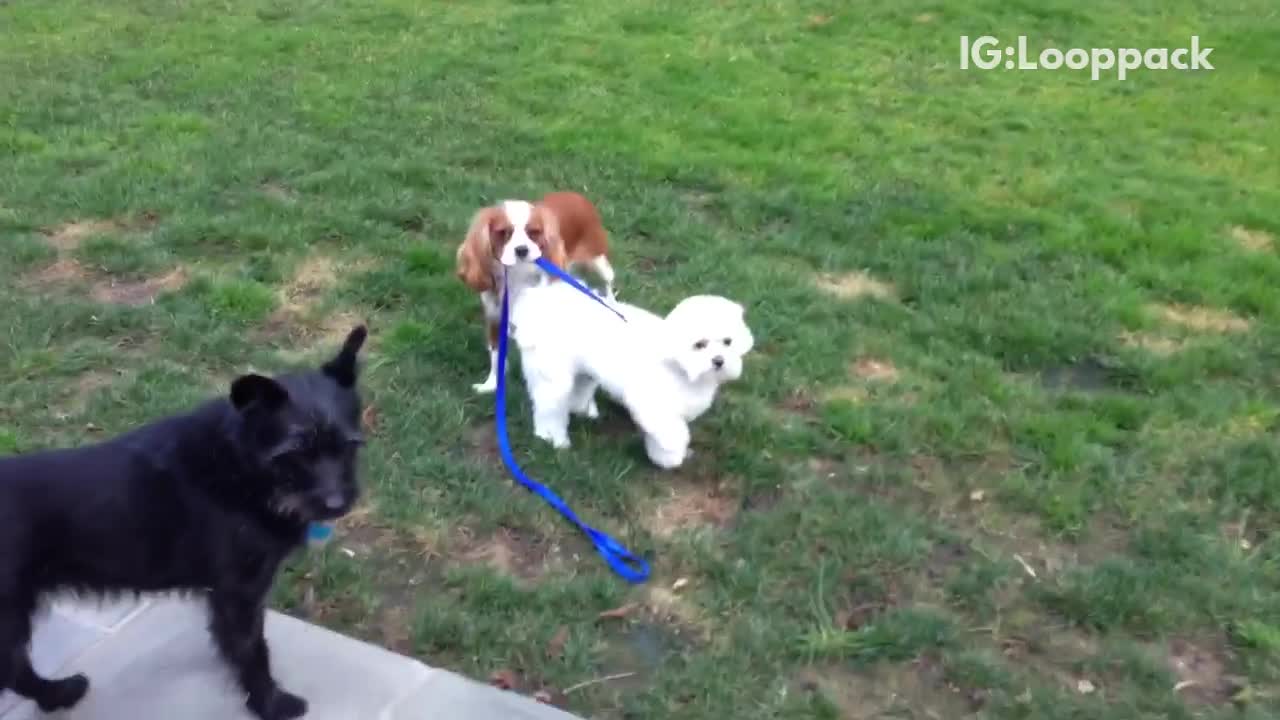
[248,688,308,720]
[35,673,89,712]
[535,428,571,449]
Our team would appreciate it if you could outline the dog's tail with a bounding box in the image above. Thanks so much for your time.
[323,325,368,387]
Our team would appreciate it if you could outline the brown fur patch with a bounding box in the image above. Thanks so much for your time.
[644,481,738,539]
[1228,225,1273,253]
[1151,303,1249,333]
[813,271,896,301]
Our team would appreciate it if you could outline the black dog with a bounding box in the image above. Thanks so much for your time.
[0,325,368,720]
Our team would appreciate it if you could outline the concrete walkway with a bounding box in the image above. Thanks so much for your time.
[1,597,583,720]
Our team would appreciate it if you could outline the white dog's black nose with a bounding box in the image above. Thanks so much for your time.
[712,356,725,369]
[514,245,530,259]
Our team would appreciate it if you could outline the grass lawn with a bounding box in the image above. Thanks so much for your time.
[3,0,1280,717]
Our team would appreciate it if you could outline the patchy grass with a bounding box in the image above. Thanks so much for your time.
[3,1,1280,719]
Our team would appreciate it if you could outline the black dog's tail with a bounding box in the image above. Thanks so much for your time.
[323,325,368,387]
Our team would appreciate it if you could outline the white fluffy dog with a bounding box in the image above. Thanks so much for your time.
[509,281,755,468]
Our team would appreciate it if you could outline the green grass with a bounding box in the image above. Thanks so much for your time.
[3,1,1280,718]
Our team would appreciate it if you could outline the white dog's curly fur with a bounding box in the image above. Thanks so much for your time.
[509,282,755,469]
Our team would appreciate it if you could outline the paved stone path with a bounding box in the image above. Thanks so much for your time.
[1,597,582,720]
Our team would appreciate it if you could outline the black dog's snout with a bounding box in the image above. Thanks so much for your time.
[514,245,530,259]
[712,356,725,369]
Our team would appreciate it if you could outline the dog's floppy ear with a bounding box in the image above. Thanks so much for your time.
[456,206,499,292]
[230,374,290,412]
[533,204,569,269]
[322,324,368,388]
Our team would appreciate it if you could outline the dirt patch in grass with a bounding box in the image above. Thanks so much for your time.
[597,620,685,693]
[680,189,720,221]
[641,585,712,640]
[813,271,897,301]
[851,357,900,382]
[22,250,186,306]
[823,385,869,405]
[51,369,124,420]
[267,308,370,360]
[643,479,739,539]
[1118,330,1186,356]
[41,219,119,252]
[995,616,1102,696]
[797,656,982,719]
[1228,225,1273,253]
[777,389,818,416]
[819,357,906,408]
[463,421,501,465]
[866,450,1125,583]
[262,254,371,356]
[456,526,560,585]
[1167,636,1242,707]
[332,505,404,556]
[925,539,972,584]
[24,258,90,286]
[773,389,820,429]
[977,511,1127,581]
[89,267,188,306]
[377,605,414,655]
[277,255,339,315]
[261,182,298,204]
[1038,356,1135,393]
[39,213,159,253]
[1151,303,1250,334]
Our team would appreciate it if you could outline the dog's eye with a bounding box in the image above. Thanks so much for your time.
[528,226,543,240]
[693,339,709,350]
[723,338,732,347]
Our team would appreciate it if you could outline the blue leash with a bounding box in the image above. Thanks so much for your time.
[492,258,649,583]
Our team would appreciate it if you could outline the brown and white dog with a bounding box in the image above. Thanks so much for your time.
[455,191,615,393]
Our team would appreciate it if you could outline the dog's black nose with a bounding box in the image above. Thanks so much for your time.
[712,356,725,369]
[514,245,530,259]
